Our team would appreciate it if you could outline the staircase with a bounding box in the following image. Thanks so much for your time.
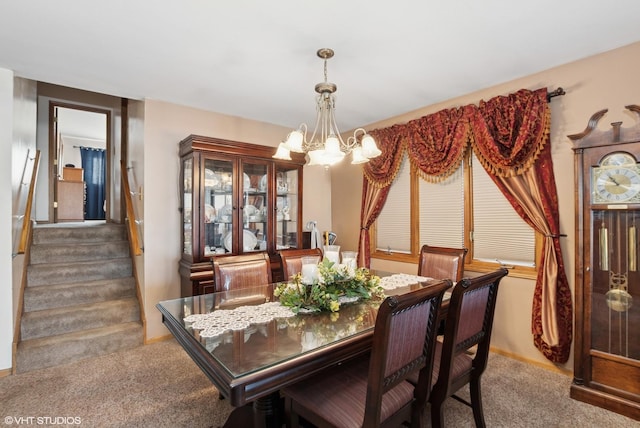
[16,223,143,373]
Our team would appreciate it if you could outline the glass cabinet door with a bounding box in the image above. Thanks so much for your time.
[275,164,300,250]
[203,157,234,256]
[182,157,193,256]
[242,161,269,252]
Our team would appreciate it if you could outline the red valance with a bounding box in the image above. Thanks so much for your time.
[364,106,474,186]
[470,88,550,177]
[363,124,407,188]
[406,105,474,182]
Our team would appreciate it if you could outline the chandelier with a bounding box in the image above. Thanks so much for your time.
[273,48,381,167]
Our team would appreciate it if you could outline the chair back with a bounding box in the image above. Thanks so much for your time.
[212,252,272,292]
[430,268,508,427]
[279,248,323,281]
[418,244,468,282]
[363,279,451,426]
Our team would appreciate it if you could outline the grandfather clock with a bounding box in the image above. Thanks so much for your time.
[570,105,640,420]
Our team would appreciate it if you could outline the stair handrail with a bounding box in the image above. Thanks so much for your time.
[121,160,143,256]
[13,149,40,256]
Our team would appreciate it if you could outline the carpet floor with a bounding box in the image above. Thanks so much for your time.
[0,339,637,427]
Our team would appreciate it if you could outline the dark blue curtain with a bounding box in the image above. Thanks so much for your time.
[80,147,106,220]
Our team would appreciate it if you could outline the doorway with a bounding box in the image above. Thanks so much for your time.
[49,102,111,223]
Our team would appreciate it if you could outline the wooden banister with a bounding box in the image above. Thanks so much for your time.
[121,160,142,256]
[17,150,40,255]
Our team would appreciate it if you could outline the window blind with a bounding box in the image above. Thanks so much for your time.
[472,153,535,267]
[376,155,411,253]
[419,163,464,248]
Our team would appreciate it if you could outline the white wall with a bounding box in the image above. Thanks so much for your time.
[0,68,14,371]
[3,74,38,372]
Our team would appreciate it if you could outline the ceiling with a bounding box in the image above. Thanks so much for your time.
[1,1,639,132]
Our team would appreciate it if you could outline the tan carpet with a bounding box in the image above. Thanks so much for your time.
[0,339,637,427]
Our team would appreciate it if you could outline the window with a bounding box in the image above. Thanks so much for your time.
[374,151,537,277]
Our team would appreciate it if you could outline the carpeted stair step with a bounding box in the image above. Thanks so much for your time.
[21,298,141,340]
[29,240,130,265]
[23,277,136,312]
[32,224,127,245]
[27,257,132,287]
[17,223,143,374]
[15,322,143,373]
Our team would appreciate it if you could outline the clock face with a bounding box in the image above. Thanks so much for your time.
[592,153,640,204]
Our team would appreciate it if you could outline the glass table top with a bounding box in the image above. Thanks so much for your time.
[158,284,382,377]
[157,272,449,380]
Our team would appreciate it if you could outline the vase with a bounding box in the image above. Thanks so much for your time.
[323,245,340,264]
[301,255,321,284]
[341,251,357,269]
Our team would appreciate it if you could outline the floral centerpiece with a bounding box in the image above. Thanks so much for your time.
[274,259,384,313]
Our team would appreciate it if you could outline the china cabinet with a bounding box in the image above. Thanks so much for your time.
[179,135,306,296]
[570,106,640,420]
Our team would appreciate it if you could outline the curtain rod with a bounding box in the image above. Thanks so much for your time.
[547,87,565,102]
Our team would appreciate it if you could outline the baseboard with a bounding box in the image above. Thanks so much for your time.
[145,334,174,345]
[489,346,572,377]
[0,367,12,378]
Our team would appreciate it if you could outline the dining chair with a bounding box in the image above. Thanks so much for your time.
[281,279,452,428]
[428,268,508,428]
[278,248,323,281]
[418,244,468,282]
[212,252,272,292]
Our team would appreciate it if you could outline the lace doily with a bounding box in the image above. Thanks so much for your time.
[379,274,433,290]
[184,301,296,338]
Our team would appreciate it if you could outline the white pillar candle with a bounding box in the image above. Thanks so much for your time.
[301,263,319,284]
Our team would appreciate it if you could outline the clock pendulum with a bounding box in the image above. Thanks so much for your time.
[603,210,633,357]
[629,212,637,272]
[599,217,609,271]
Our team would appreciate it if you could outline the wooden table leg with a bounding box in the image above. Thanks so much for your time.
[253,392,282,428]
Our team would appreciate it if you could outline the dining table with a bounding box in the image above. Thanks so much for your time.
[156,271,451,428]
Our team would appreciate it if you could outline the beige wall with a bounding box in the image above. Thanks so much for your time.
[139,100,333,340]
[332,41,640,370]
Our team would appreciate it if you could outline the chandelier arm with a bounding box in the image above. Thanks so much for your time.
[346,128,366,152]
[297,122,309,149]
[328,100,348,149]
[322,96,331,144]
[306,97,324,151]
